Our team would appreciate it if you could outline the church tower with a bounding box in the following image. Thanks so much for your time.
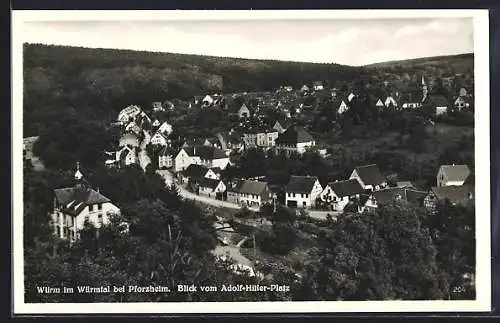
[74,161,89,189]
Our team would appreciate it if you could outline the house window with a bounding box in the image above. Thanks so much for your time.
[89,205,94,212]
[304,193,309,198]
[302,202,306,207]
[84,215,90,223]
[292,193,296,197]
[98,203,102,210]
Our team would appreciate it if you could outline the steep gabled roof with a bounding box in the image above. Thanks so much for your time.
[276,126,314,145]
[199,177,223,190]
[371,187,427,206]
[328,179,364,197]
[183,145,228,160]
[353,164,385,186]
[54,187,111,216]
[274,118,293,130]
[429,94,450,107]
[230,180,269,195]
[439,164,471,183]
[285,176,319,193]
[182,164,210,179]
[430,185,475,205]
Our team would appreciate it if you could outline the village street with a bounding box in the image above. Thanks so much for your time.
[138,130,151,170]
[154,168,336,221]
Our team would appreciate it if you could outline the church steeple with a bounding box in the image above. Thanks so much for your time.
[74,161,83,180]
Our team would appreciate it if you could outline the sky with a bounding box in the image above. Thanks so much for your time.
[20,17,473,66]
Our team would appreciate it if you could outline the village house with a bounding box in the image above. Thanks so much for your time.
[157,121,173,135]
[117,105,142,124]
[226,179,273,209]
[243,129,279,148]
[336,100,350,115]
[300,85,310,93]
[197,178,227,199]
[350,164,387,191]
[150,131,170,146]
[320,179,364,212]
[437,164,471,187]
[181,164,219,184]
[174,145,230,173]
[285,175,323,208]
[164,100,175,111]
[125,121,142,136]
[384,96,398,108]
[51,164,121,241]
[375,98,385,108]
[402,102,422,109]
[275,126,316,155]
[313,81,324,91]
[117,145,138,168]
[202,95,214,106]
[158,146,174,169]
[273,119,292,134]
[454,96,471,111]
[424,185,475,212]
[151,119,161,128]
[363,187,428,212]
[238,103,251,118]
[152,101,164,112]
[426,94,450,115]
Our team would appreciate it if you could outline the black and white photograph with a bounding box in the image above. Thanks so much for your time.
[12,10,491,314]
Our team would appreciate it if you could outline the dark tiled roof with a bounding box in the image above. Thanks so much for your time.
[160,146,176,156]
[372,187,426,205]
[430,185,475,205]
[353,164,385,186]
[183,145,228,160]
[285,176,319,193]
[199,178,223,190]
[54,187,111,216]
[372,187,406,204]
[276,126,314,145]
[183,138,207,146]
[328,179,364,197]
[182,164,209,179]
[429,95,450,107]
[230,180,269,195]
[439,165,471,183]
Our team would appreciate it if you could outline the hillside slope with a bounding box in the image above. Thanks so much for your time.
[364,53,474,75]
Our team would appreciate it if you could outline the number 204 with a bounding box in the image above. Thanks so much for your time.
[453,286,466,293]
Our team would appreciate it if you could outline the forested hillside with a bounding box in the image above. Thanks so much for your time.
[23,43,364,137]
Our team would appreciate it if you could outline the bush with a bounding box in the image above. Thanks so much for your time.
[259,222,297,255]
